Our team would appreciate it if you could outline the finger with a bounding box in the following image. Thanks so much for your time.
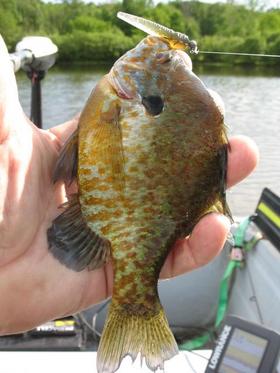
[0,35,22,140]
[227,135,259,188]
[80,262,114,310]
[0,35,17,106]
[160,135,258,278]
[48,114,80,145]
[160,213,230,279]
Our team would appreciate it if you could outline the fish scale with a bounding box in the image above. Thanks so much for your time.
[48,32,230,373]
[80,78,219,306]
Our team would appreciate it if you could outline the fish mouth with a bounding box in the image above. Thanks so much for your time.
[108,72,134,99]
[176,50,193,70]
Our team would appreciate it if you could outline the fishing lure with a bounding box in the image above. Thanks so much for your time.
[117,11,199,54]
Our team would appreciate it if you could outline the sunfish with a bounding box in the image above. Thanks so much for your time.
[48,13,231,373]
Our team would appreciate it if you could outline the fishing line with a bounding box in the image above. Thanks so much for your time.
[199,51,280,58]
[183,353,199,373]
[75,312,99,335]
[76,298,111,338]
[189,350,210,361]
[247,264,265,325]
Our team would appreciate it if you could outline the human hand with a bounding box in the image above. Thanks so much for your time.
[0,35,258,335]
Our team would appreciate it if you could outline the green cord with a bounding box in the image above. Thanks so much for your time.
[214,260,241,328]
[179,332,212,351]
[180,217,254,351]
[234,217,251,247]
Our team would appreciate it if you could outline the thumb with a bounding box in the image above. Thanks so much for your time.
[0,34,23,140]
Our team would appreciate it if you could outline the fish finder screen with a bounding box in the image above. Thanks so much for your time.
[218,328,268,373]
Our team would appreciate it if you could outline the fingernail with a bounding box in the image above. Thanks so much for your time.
[217,213,231,232]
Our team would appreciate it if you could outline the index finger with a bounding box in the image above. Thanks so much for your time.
[227,135,259,188]
[160,135,259,278]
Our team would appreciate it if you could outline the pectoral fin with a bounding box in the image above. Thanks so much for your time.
[47,195,111,271]
[53,129,78,186]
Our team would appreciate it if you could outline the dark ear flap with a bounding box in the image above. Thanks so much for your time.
[53,129,78,185]
[217,143,233,221]
[47,195,111,272]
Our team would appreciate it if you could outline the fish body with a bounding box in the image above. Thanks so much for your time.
[48,35,229,373]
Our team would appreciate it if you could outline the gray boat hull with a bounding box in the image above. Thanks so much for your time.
[91,224,280,343]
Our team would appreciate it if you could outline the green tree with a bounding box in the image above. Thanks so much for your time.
[0,0,279,65]
[69,16,111,33]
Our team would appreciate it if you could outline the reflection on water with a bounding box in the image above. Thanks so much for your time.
[16,64,280,217]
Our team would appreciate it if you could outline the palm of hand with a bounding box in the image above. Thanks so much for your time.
[0,36,258,335]
[0,107,113,333]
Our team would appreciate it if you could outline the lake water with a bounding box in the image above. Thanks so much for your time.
[16,64,280,217]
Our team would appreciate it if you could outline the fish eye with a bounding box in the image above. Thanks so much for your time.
[156,52,172,64]
[142,96,164,116]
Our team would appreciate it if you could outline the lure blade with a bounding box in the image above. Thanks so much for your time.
[117,11,198,54]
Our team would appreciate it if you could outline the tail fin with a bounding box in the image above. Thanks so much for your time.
[97,303,178,373]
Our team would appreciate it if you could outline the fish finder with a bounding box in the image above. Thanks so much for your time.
[205,315,280,373]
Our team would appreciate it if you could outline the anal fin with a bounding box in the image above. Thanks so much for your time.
[47,195,111,271]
